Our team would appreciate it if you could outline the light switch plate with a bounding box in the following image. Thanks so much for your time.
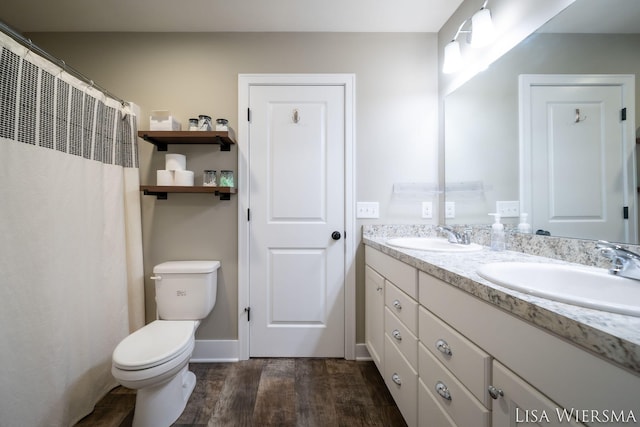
[496,201,520,218]
[445,201,455,219]
[356,202,380,218]
[421,202,433,219]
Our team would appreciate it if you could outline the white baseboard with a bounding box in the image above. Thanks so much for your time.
[191,340,371,362]
[191,340,239,362]
[355,343,372,361]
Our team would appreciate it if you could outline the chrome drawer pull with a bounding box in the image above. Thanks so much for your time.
[392,373,402,386]
[488,385,504,400]
[436,339,452,356]
[392,299,402,310]
[392,329,402,341]
[435,381,452,401]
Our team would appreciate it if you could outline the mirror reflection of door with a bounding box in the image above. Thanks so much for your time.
[519,74,637,243]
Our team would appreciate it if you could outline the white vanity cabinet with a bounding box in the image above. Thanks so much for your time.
[365,245,640,427]
[365,246,419,426]
[420,270,640,427]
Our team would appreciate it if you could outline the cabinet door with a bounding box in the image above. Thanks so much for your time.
[365,265,385,371]
[491,361,585,427]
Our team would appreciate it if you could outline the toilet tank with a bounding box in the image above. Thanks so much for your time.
[152,260,220,320]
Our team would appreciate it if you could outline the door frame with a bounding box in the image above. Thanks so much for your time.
[237,74,357,360]
[519,74,637,242]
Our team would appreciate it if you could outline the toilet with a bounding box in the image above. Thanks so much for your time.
[111,260,220,427]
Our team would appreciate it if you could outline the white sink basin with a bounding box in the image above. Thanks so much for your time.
[386,237,483,252]
[477,262,640,317]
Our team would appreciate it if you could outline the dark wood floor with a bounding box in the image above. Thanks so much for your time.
[75,359,407,427]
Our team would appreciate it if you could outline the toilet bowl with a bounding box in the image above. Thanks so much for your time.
[111,260,220,427]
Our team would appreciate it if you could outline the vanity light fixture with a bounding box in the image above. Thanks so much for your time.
[442,0,496,74]
[470,1,496,48]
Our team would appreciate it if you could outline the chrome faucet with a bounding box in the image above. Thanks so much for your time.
[596,240,640,281]
[437,225,472,245]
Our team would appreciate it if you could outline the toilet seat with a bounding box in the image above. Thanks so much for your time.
[113,320,196,370]
[112,320,197,390]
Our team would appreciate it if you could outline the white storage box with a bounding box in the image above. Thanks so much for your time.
[150,110,182,131]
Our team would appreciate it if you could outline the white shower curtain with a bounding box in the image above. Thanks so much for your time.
[0,33,145,426]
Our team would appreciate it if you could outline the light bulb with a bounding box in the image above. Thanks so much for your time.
[442,40,462,74]
[470,8,495,48]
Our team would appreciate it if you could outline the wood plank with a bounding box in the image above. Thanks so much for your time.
[295,359,338,427]
[207,359,264,427]
[252,359,297,426]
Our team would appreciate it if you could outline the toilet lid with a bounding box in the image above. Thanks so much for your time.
[112,320,196,370]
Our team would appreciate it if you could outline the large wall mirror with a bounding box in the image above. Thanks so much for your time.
[444,0,640,244]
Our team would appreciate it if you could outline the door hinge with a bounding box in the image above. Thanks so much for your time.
[244,307,251,321]
[624,206,629,219]
[247,108,251,122]
[247,208,251,221]
[621,107,627,121]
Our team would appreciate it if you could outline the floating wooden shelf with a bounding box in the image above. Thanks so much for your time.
[140,185,237,200]
[138,131,235,151]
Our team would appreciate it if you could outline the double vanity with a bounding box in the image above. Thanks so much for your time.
[363,225,640,426]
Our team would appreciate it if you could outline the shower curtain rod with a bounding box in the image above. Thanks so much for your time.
[0,20,129,106]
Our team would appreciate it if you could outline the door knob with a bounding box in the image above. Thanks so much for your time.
[331,231,342,240]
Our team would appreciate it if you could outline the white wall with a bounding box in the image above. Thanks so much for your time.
[30,32,439,343]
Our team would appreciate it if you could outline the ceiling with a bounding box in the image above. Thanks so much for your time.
[1,0,464,33]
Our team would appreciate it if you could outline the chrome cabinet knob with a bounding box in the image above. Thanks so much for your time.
[392,299,402,310]
[392,329,402,341]
[435,339,452,356]
[392,373,402,386]
[488,385,504,400]
[435,381,452,401]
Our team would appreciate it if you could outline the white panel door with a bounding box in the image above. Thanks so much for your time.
[248,84,345,357]
[522,77,635,242]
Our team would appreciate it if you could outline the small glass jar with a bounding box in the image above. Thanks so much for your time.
[203,170,217,187]
[198,115,212,131]
[216,118,229,131]
[220,170,234,187]
[188,118,199,131]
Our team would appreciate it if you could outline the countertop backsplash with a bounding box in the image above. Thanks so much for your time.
[362,224,640,269]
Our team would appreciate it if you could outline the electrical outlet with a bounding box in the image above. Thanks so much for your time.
[421,202,433,219]
[445,201,455,219]
[496,201,520,218]
[356,202,380,219]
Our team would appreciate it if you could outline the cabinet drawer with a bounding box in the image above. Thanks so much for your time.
[385,335,418,427]
[385,307,418,369]
[419,306,491,407]
[418,378,457,427]
[385,281,418,334]
[365,246,417,299]
[418,343,490,427]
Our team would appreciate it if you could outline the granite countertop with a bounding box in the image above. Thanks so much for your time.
[363,234,640,374]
